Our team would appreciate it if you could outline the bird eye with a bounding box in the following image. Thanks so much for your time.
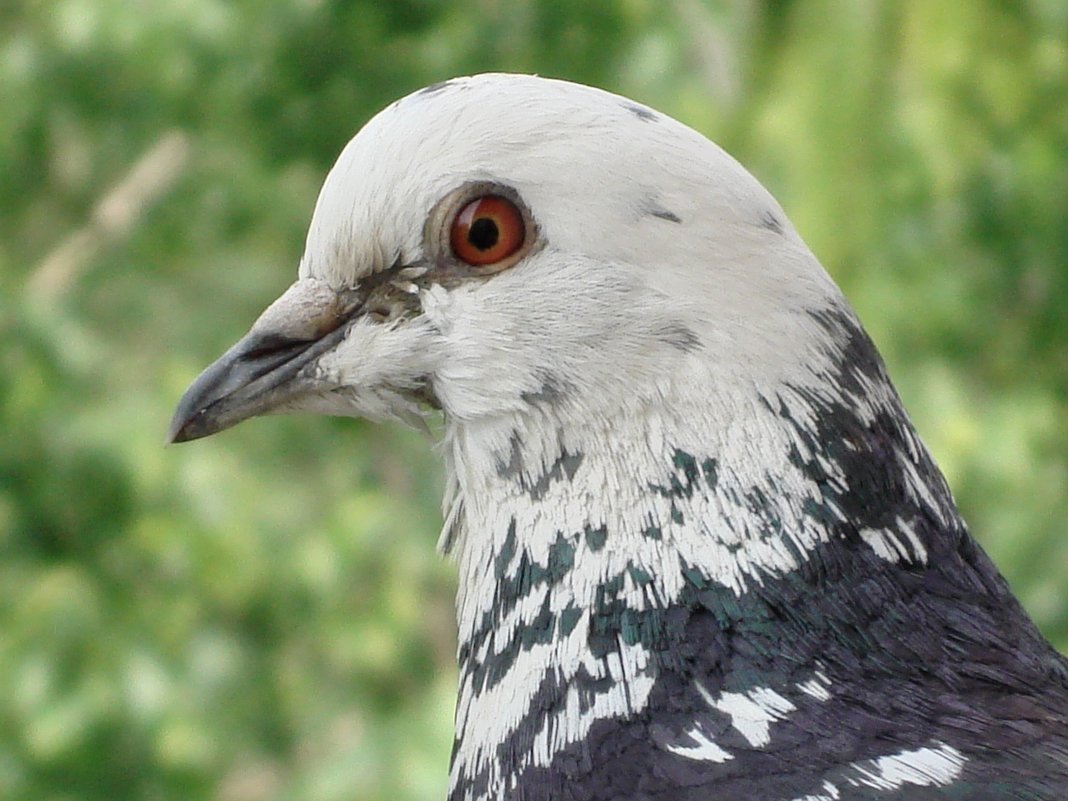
[449,195,525,266]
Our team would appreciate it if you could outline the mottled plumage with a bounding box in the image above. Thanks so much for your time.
[170,74,1068,800]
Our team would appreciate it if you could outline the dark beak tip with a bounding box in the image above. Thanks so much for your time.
[164,423,189,446]
[166,397,232,444]
[166,387,219,445]
[165,413,196,445]
[166,356,240,446]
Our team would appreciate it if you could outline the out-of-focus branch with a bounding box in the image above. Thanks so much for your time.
[27,130,191,306]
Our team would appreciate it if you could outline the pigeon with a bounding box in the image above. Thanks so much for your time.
[169,74,1068,800]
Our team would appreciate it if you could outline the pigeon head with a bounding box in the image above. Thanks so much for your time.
[169,73,841,442]
[169,74,1068,801]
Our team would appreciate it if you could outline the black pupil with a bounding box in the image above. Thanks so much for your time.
[468,217,499,251]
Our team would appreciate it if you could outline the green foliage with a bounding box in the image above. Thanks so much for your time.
[2,2,1066,799]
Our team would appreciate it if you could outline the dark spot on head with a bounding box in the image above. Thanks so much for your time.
[624,103,658,122]
[660,323,701,353]
[760,210,785,235]
[649,207,681,223]
[418,79,455,96]
[639,197,682,224]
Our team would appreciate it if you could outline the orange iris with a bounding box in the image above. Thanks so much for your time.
[450,195,525,266]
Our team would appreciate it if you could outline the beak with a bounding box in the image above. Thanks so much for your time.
[167,279,360,444]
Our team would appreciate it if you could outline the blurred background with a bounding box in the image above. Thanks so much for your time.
[2,1,1067,799]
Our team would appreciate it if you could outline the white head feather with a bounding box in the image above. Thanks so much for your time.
[300,73,844,421]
